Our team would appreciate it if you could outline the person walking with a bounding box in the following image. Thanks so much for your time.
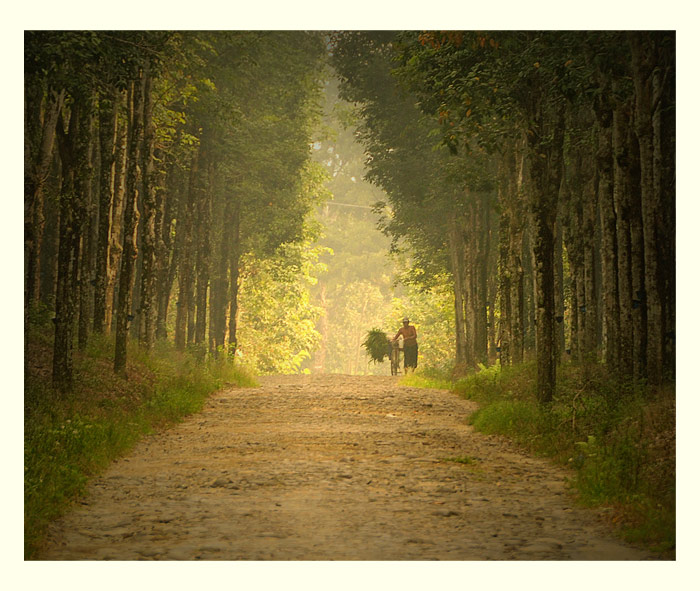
[393,317,418,374]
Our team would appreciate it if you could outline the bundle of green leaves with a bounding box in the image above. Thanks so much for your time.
[362,328,391,363]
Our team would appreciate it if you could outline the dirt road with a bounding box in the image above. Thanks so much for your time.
[39,374,652,560]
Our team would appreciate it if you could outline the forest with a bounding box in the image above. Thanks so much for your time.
[24,30,675,558]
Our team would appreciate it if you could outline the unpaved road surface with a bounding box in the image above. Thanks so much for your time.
[39,374,652,560]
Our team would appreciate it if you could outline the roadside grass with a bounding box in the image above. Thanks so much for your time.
[419,361,675,557]
[24,319,256,560]
[399,367,454,390]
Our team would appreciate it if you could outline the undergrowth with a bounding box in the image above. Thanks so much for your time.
[399,367,454,390]
[414,361,675,557]
[24,318,256,560]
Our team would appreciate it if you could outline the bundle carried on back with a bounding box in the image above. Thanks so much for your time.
[362,328,392,363]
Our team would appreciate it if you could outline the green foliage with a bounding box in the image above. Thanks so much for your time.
[362,328,391,364]
[399,369,453,391]
[470,399,549,443]
[237,239,325,375]
[24,335,255,559]
[450,362,675,555]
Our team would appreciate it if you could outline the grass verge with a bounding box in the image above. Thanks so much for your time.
[399,367,454,390]
[25,325,256,559]
[408,362,675,558]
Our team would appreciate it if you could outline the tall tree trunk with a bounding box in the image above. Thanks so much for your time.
[474,191,490,366]
[114,76,143,374]
[526,102,565,404]
[522,228,536,358]
[498,216,512,367]
[613,95,634,378]
[510,145,526,364]
[554,212,565,364]
[629,32,663,385]
[562,141,585,362]
[448,215,468,373]
[39,153,61,307]
[175,150,198,351]
[462,206,476,369]
[93,89,119,333]
[77,98,97,350]
[106,105,128,334]
[53,98,91,390]
[657,40,675,380]
[595,102,620,372]
[509,225,525,365]
[209,197,229,353]
[581,143,599,361]
[138,66,158,351]
[227,200,242,355]
[155,161,181,341]
[195,157,213,346]
[52,106,80,392]
[497,152,513,366]
[25,85,65,309]
[625,122,647,381]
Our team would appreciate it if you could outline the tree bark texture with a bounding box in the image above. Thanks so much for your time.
[93,89,119,333]
[194,157,213,347]
[209,187,231,353]
[155,160,181,341]
[526,101,565,404]
[553,213,565,364]
[612,97,635,378]
[114,77,143,374]
[581,142,599,361]
[448,215,468,373]
[227,201,242,354]
[595,103,620,371]
[52,106,81,392]
[25,85,65,307]
[175,149,198,351]
[105,107,128,334]
[138,67,158,351]
[630,32,664,385]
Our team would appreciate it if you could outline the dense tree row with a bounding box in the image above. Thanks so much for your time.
[25,31,326,391]
[332,31,675,400]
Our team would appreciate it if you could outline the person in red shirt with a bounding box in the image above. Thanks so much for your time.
[393,317,418,374]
